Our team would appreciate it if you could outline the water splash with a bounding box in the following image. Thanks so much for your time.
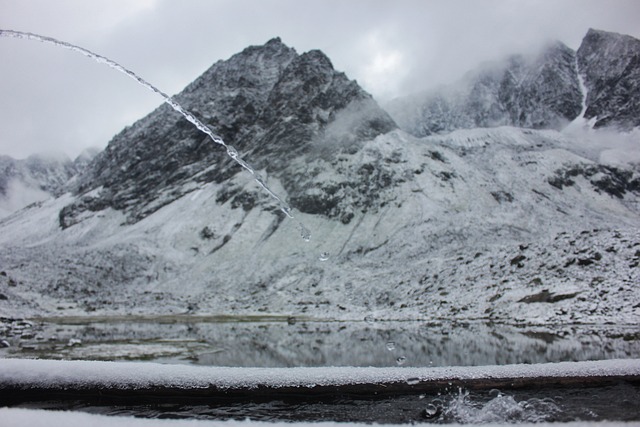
[435,389,561,424]
[0,29,309,239]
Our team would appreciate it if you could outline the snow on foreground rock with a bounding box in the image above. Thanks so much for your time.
[1,359,640,426]
[1,358,639,390]
[0,127,638,324]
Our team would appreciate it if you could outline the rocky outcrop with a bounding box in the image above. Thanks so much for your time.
[577,28,640,130]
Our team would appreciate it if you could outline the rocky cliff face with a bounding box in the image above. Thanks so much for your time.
[62,38,396,227]
[577,28,640,130]
[388,29,640,136]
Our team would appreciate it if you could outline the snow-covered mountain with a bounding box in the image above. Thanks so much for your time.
[0,31,638,326]
[62,38,395,227]
[386,28,640,137]
[0,150,98,218]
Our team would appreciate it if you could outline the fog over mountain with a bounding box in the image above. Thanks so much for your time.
[0,29,638,330]
[386,29,640,136]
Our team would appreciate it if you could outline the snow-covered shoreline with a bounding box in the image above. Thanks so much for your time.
[2,359,640,426]
[1,358,639,392]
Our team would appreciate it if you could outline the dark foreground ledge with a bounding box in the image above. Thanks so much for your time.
[1,358,639,404]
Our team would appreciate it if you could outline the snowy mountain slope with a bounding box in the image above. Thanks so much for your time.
[1,126,638,325]
[387,28,640,137]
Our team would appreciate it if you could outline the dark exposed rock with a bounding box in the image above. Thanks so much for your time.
[58,195,112,229]
[510,254,526,267]
[491,191,514,203]
[428,150,447,163]
[199,226,215,240]
[518,290,580,303]
[578,252,602,266]
[548,163,640,198]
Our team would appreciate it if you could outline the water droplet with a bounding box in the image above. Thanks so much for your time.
[281,206,293,218]
[423,403,439,419]
[406,377,420,385]
[226,145,239,159]
[364,315,375,324]
[396,356,406,366]
[386,341,396,351]
[211,135,225,146]
[319,252,330,261]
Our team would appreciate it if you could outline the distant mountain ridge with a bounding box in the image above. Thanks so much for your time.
[386,28,640,136]
[577,28,640,129]
[0,149,97,217]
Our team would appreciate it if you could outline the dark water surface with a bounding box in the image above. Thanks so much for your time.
[14,383,640,423]
[1,317,639,367]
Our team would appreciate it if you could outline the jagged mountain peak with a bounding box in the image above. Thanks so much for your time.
[583,27,637,45]
[63,38,395,226]
[387,28,640,137]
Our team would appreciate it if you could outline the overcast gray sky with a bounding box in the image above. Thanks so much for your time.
[1,0,639,159]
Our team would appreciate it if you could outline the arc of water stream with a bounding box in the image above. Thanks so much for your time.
[0,29,310,241]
